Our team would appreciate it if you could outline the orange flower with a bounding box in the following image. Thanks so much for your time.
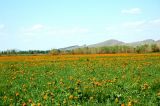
[37,103,41,106]
[22,103,27,106]
[16,92,19,96]
[121,103,125,106]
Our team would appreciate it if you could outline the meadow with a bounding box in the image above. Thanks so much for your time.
[0,54,160,106]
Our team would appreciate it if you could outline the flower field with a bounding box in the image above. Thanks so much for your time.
[0,54,160,106]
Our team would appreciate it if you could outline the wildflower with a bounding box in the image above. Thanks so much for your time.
[76,80,81,85]
[142,83,149,90]
[31,103,36,106]
[22,84,26,88]
[69,76,73,80]
[115,98,119,103]
[128,101,132,106]
[143,83,149,89]
[51,98,54,102]
[60,81,64,85]
[89,96,93,100]
[50,92,54,97]
[75,87,78,90]
[121,103,125,106]
[69,95,74,100]
[63,99,67,104]
[93,81,102,86]
[3,96,7,100]
[22,103,27,106]
[15,92,19,96]
[47,82,52,85]
[43,94,48,100]
[74,96,78,100]
[28,99,32,103]
[37,103,41,106]
[10,98,13,102]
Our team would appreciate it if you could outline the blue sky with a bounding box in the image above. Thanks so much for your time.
[0,0,160,50]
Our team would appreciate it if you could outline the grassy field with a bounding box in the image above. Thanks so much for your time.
[0,54,160,106]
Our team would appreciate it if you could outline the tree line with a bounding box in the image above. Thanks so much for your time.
[0,44,160,55]
[0,50,50,55]
[50,44,160,55]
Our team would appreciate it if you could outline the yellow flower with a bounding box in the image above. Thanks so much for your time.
[69,76,73,80]
[143,83,149,90]
[115,98,119,103]
[22,84,26,88]
[43,94,48,100]
[47,82,52,85]
[31,103,36,106]
[76,80,81,85]
[37,103,41,106]
[50,92,54,97]
[3,96,7,100]
[63,99,67,104]
[74,96,78,100]
[128,101,132,106]
[69,95,74,100]
[89,96,93,100]
[28,99,32,103]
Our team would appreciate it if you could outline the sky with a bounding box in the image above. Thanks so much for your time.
[0,0,160,50]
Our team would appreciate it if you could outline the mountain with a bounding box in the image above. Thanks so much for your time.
[59,45,80,50]
[59,39,160,50]
[88,39,125,47]
[156,40,160,45]
[127,39,155,46]
[156,40,160,43]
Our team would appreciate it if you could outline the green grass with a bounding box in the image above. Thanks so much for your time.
[0,54,160,106]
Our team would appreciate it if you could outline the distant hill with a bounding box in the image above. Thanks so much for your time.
[59,39,160,50]
[156,40,160,43]
[59,45,80,50]
[127,39,156,46]
[88,39,125,47]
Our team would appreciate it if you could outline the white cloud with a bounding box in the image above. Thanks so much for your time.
[106,20,146,32]
[20,23,90,38]
[31,24,44,31]
[22,24,45,33]
[48,27,89,35]
[149,19,160,27]
[105,19,160,42]
[121,8,141,14]
[19,26,89,45]
[150,19,160,23]
[21,24,89,37]
[17,26,90,49]
[19,24,46,37]
[122,21,146,28]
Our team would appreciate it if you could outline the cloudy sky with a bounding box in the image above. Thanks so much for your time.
[0,0,160,50]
